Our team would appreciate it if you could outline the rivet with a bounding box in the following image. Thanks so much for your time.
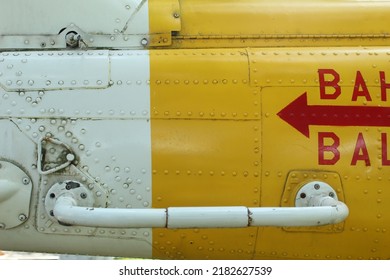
[141,38,148,46]
[22,177,30,185]
[18,214,27,221]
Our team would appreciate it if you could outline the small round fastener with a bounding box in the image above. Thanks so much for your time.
[141,38,148,47]
[18,214,27,221]
[22,177,30,185]
[66,153,75,162]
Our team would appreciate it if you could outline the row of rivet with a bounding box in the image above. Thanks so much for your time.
[252,51,390,56]
[0,79,146,86]
[265,171,390,181]
[256,250,373,260]
[152,111,259,118]
[155,231,256,259]
[3,108,150,117]
[254,78,384,85]
[172,38,371,44]
[152,169,259,177]
[154,79,248,85]
[2,76,386,87]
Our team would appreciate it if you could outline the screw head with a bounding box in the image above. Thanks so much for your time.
[80,193,87,199]
[173,12,180,18]
[314,183,320,190]
[329,192,335,198]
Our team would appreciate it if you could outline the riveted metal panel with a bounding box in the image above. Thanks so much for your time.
[149,49,259,120]
[0,0,150,49]
[150,48,260,259]
[0,50,150,119]
[171,0,390,48]
[256,66,390,259]
[249,47,390,87]
[0,49,153,258]
[0,51,109,91]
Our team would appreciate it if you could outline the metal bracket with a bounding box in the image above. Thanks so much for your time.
[295,181,338,207]
[44,180,94,224]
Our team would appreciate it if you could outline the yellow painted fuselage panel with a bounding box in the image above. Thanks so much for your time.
[150,47,390,259]
[150,49,260,259]
[146,0,390,259]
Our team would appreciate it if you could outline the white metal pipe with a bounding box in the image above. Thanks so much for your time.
[53,196,167,228]
[249,206,340,227]
[308,195,349,224]
[52,195,349,228]
[167,207,249,228]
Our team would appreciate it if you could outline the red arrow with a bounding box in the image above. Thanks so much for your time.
[277,92,390,138]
